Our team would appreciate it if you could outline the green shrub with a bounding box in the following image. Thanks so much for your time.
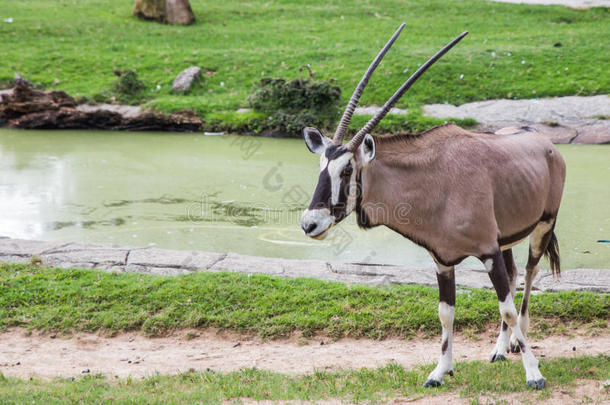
[110,69,147,104]
[247,78,341,135]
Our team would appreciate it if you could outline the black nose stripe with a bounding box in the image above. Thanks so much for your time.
[332,168,351,220]
[308,168,332,210]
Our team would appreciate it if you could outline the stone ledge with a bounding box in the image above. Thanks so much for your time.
[423,95,610,145]
[0,238,608,293]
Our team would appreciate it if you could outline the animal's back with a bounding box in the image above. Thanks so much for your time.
[445,126,566,239]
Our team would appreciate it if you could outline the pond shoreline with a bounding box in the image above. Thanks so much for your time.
[0,82,202,132]
[1,84,609,143]
[1,237,608,292]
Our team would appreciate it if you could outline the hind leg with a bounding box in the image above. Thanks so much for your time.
[490,249,517,362]
[510,219,555,353]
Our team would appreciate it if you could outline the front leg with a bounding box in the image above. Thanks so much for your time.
[489,250,517,362]
[424,263,455,387]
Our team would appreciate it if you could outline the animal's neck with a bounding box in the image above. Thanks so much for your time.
[356,153,417,229]
[354,125,464,229]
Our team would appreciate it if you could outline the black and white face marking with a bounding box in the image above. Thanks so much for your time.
[301,127,372,239]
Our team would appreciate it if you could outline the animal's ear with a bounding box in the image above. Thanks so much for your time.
[303,127,331,154]
[360,133,376,165]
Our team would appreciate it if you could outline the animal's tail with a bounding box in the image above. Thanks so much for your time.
[544,230,561,278]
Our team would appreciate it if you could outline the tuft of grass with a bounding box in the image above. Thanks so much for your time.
[0,355,607,404]
[0,264,607,338]
[202,110,267,133]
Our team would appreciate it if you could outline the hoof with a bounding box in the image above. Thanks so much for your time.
[490,353,506,363]
[510,342,521,353]
[526,378,546,390]
[448,370,454,377]
[423,379,441,388]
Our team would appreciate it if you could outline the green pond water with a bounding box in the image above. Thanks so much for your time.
[0,129,608,270]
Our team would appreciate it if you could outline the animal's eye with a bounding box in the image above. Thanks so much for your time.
[341,167,352,177]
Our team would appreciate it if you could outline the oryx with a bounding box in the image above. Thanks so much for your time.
[300,24,565,389]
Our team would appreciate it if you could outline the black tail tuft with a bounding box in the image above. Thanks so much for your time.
[544,231,561,278]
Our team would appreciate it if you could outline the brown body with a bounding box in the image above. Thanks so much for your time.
[357,124,566,266]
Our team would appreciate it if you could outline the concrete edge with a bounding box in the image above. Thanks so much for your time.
[0,237,608,293]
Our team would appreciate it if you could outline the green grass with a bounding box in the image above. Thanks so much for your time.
[1,0,608,133]
[0,355,607,404]
[348,111,478,135]
[201,110,477,134]
[1,264,607,338]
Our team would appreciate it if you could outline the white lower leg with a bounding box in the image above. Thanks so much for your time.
[510,265,538,350]
[426,302,455,384]
[499,296,544,384]
[510,312,530,348]
[491,273,516,360]
[490,321,510,361]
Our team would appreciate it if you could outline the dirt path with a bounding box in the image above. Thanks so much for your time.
[1,328,608,379]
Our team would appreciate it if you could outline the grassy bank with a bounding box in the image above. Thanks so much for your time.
[0,264,607,338]
[1,355,608,404]
[1,0,608,133]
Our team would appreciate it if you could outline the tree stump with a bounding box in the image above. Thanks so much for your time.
[133,0,195,25]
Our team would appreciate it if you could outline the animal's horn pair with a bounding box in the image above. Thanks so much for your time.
[331,24,468,152]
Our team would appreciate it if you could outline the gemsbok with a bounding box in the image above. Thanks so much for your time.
[300,24,565,389]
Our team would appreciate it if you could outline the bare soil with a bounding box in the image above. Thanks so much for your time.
[0,328,608,380]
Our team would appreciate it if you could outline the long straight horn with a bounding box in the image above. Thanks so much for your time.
[347,31,469,152]
[332,23,406,145]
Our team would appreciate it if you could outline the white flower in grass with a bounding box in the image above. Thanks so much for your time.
[459,74,464,80]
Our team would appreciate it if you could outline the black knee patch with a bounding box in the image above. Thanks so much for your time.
[485,251,511,302]
[436,270,456,306]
